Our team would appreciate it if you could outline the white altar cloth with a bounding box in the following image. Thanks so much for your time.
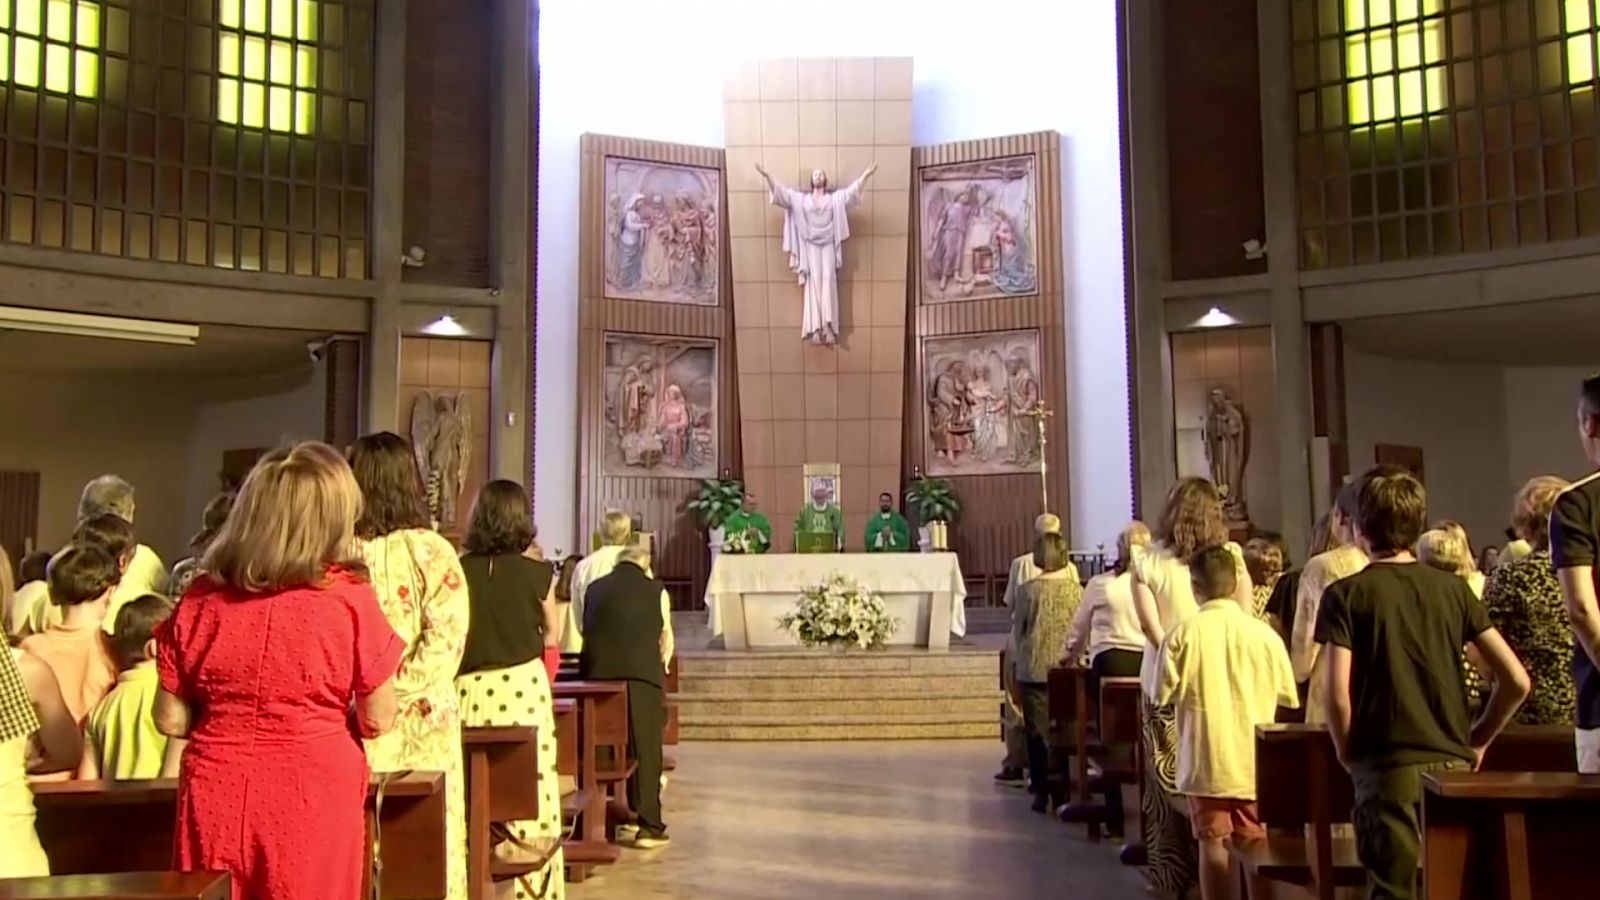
[705,553,967,650]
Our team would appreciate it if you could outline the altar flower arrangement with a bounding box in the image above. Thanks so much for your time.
[778,574,898,650]
[721,528,756,555]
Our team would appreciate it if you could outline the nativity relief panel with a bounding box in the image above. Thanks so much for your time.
[918,154,1039,304]
[602,335,719,479]
[604,157,722,306]
[922,329,1043,477]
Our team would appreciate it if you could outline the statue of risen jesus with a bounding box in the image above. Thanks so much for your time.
[756,163,877,345]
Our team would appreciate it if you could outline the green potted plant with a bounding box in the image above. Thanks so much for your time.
[906,476,961,551]
[687,475,745,557]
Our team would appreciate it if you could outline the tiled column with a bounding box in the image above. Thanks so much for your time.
[725,57,912,551]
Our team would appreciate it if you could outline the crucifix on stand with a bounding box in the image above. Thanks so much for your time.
[1022,402,1053,515]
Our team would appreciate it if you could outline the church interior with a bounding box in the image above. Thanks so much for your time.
[1,0,1599,898]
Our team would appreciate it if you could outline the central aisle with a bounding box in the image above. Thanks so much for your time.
[567,740,1149,899]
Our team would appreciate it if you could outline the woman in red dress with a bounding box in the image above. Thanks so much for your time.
[154,442,404,900]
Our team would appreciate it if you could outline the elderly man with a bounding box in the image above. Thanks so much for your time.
[995,513,1079,786]
[579,543,670,848]
[78,475,165,634]
[563,510,673,670]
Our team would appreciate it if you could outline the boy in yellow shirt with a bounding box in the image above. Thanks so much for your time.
[79,594,175,780]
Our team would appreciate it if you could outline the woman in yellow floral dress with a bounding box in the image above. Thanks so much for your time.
[351,432,470,900]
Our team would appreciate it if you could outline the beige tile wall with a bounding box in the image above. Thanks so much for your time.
[726,57,913,551]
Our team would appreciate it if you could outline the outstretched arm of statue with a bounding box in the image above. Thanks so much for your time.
[755,164,790,207]
[841,164,878,207]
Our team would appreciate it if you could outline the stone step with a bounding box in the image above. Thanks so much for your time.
[676,649,998,676]
[677,692,999,719]
[676,671,997,697]
[680,717,999,741]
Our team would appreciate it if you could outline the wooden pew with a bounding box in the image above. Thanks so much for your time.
[1422,771,1600,900]
[1046,666,1099,839]
[550,684,621,875]
[0,873,231,899]
[32,773,447,900]
[553,680,634,822]
[1235,724,1576,900]
[461,726,541,900]
[1096,676,1143,848]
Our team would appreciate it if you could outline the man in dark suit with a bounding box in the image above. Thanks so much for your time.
[579,544,669,847]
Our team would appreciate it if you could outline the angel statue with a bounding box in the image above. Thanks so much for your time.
[410,391,472,529]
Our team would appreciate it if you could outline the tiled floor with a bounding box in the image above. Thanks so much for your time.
[567,740,1149,899]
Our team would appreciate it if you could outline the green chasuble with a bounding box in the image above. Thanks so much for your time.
[721,510,772,553]
[865,511,911,553]
[794,503,844,548]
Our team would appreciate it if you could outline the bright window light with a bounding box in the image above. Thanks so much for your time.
[1344,0,1445,126]
[0,0,100,98]
[218,0,317,134]
[1566,0,1597,85]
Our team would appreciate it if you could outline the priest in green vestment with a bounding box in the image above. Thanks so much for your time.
[720,492,772,553]
[794,479,843,551]
[865,492,911,553]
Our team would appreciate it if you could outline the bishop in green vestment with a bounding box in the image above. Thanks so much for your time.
[865,492,911,552]
[795,479,843,550]
[721,492,772,553]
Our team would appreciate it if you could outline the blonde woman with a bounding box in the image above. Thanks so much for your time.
[350,432,470,900]
[153,442,403,899]
[1484,476,1574,725]
[1420,522,1478,592]
[1421,521,1485,598]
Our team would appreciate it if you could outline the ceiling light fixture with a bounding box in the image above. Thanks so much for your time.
[422,314,468,337]
[0,305,198,346]
[1197,306,1237,328]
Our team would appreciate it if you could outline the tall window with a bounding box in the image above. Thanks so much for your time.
[1295,0,1600,269]
[1345,0,1447,125]
[218,0,316,134]
[1566,0,1596,83]
[0,0,99,98]
[0,0,373,276]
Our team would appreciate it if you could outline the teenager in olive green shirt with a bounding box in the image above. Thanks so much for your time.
[721,492,772,553]
[865,493,911,552]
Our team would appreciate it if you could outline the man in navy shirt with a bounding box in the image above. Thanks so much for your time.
[1550,374,1600,773]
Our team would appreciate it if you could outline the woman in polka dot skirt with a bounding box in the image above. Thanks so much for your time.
[456,479,565,899]
[351,433,471,900]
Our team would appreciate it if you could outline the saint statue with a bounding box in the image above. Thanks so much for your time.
[1202,388,1249,523]
[409,391,472,529]
[756,163,878,346]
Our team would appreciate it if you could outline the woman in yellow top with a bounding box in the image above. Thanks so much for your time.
[350,432,471,900]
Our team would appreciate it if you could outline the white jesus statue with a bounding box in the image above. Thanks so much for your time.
[756,163,877,345]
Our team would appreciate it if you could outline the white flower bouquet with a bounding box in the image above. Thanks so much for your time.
[721,529,755,554]
[778,574,898,650]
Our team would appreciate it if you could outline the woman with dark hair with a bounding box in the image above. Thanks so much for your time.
[456,479,565,896]
[1129,477,1252,897]
[169,492,235,598]
[553,553,584,645]
[349,432,469,900]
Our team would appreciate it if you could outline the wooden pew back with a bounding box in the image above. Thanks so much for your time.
[32,774,447,900]
[1256,724,1577,829]
[0,873,231,899]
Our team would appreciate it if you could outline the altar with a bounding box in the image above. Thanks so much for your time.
[705,553,968,651]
